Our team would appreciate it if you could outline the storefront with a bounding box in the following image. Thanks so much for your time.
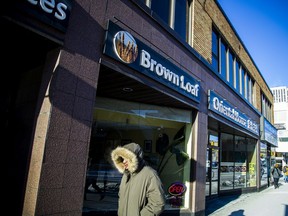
[83,20,202,214]
[4,1,275,216]
[206,91,260,197]
[260,116,278,188]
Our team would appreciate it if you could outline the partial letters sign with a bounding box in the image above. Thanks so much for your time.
[208,90,259,136]
[103,21,201,103]
[10,0,72,32]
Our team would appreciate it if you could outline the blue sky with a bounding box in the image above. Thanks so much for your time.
[217,0,288,88]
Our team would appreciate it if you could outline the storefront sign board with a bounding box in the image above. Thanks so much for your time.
[103,20,201,103]
[208,90,259,136]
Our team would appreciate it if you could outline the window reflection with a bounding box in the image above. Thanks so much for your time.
[260,143,268,186]
[83,98,192,212]
[220,133,257,191]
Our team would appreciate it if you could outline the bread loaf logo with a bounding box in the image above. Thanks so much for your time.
[113,31,138,64]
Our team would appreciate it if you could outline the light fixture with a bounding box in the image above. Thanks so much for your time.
[122,87,133,92]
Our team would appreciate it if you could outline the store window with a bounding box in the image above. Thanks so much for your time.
[220,133,234,190]
[234,136,247,189]
[260,143,268,186]
[83,97,193,212]
[220,133,257,191]
[247,138,257,187]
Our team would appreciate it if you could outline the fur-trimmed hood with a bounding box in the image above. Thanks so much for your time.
[111,143,145,174]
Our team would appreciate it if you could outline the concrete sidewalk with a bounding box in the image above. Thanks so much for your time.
[205,179,288,216]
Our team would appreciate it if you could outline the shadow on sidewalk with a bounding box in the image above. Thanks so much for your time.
[228,209,244,216]
[205,194,241,215]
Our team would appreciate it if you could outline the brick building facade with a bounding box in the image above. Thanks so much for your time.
[3,1,276,215]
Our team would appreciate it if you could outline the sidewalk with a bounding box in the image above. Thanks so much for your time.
[205,178,288,216]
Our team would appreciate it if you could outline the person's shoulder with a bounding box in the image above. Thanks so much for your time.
[144,165,157,172]
[143,166,160,176]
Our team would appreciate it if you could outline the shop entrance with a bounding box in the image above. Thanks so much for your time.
[83,65,196,214]
[206,132,219,197]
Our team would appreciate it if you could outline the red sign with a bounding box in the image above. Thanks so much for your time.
[168,182,186,196]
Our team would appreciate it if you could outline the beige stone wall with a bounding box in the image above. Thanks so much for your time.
[192,0,213,64]
[193,0,274,122]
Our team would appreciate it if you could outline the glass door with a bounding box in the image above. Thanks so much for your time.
[206,132,219,197]
[211,148,219,195]
[206,148,210,196]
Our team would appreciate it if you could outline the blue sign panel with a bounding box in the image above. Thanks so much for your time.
[103,21,201,103]
[263,117,278,146]
[10,0,72,32]
[208,90,259,136]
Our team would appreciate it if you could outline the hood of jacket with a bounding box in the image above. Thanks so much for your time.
[111,143,145,174]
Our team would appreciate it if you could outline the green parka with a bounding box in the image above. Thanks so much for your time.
[111,143,165,216]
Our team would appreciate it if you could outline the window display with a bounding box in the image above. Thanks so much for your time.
[83,97,193,212]
[220,133,257,191]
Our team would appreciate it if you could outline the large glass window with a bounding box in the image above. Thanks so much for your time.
[247,138,257,187]
[220,133,234,190]
[220,133,257,191]
[234,136,247,189]
[83,97,193,212]
[260,143,268,186]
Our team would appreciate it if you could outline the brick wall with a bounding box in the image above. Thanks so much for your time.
[193,0,274,122]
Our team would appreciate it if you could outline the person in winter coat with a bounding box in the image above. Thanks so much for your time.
[111,142,165,216]
[271,163,281,189]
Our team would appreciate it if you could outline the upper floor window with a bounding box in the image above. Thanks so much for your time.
[239,67,245,96]
[212,30,219,71]
[151,0,170,25]
[174,0,188,39]
[228,50,234,85]
[220,40,228,81]
[261,93,272,121]
[142,0,190,41]
[234,59,240,92]
[212,29,255,106]
[246,74,254,104]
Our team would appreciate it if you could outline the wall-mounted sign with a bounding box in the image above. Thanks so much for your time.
[208,90,259,136]
[260,116,278,147]
[103,20,201,103]
[8,0,72,32]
